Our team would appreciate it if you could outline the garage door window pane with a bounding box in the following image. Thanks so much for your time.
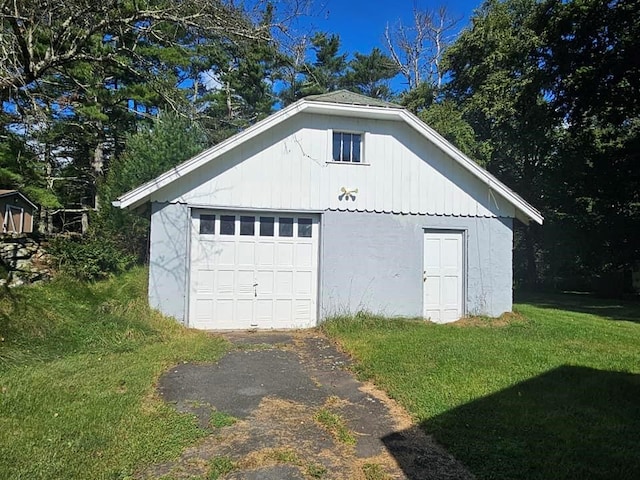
[260,216,274,236]
[298,218,312,237]
[220,215,235,235]
[199,214,215,234]
[279,217,293,237]
[240,216,255,236]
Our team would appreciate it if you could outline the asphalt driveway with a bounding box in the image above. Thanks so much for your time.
[138,331,473,479]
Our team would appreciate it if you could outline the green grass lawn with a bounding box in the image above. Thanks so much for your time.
[322,297,640,480]
[0,267,230,480]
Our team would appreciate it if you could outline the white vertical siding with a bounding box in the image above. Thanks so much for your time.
[152,113,516,219]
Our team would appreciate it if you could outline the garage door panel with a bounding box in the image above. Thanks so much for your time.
[295,271,312,295]
[216,299,234,323]
[237,242,255,266]
[236,299,254,324]
[190,211,318,329]
[195,299,214,323]
[256,299,273,322]
[217,242,236,265]
[295,243,313,267]
[256,270,274,295]
[295,300,311,320]
[237,270,255,296]
[193,241,217,268]
[276,243,294,266]
[216,270,234,296]
[256,243,275,266]
[196,270,215,294]
[275,299,293,321]
[275,271,293,295]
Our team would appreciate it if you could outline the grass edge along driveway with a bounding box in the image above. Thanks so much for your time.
[322,299,640,480]
[0,268,230,480]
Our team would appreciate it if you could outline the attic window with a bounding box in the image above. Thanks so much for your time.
[332,132,361,163]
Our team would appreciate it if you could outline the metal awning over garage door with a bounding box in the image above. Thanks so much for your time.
[189,210,320,329]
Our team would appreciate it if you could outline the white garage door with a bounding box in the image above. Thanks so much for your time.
[423,230,464,323]
[189,211,319,329]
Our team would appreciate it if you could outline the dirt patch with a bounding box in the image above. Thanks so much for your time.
[137,330,474,479]
[358,382,414,431]
[136,396,362,479]
[452,311,527,328]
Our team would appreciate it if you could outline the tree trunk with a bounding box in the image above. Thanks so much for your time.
[81,212,89,234]
[39,148,55,235]
[38,207,47,235]
[92,139,104,211]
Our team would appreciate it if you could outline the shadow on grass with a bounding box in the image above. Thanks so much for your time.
[516,291,640,323]
[383,366,640,480]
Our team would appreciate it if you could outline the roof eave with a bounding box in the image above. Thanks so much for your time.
[115,100,308,209]
[0,191,38,209]
[398,110,543,225]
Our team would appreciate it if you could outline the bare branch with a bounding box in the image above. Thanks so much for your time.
[383,3,461,90]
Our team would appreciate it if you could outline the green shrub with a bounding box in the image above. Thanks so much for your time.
[48,235,136,281]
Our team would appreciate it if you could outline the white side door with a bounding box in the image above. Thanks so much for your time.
[423,230,464,323]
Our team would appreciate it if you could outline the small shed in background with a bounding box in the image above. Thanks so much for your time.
[0,190,37,234]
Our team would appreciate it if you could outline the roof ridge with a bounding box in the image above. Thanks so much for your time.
[304,89,401,108]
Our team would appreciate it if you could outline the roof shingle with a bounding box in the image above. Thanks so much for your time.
[304,90,401,109]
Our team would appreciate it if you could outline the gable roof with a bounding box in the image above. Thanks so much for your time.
[0,189,37,209]
[114,94,543,225]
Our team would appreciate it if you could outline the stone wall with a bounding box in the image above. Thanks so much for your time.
[0,234,52,286]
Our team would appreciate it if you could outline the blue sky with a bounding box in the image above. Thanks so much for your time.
[297,0,482,56]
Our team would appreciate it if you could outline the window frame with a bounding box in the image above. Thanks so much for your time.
[194,211,317,240]
[219,214,236,236]
[239,215,256,236]
[198,214,216,235]
[328,130,367,164]
[278,217,294,238]
[297,218,312,238]
[259,216,275,237]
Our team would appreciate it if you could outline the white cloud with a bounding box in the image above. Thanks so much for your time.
[200,69,223,91]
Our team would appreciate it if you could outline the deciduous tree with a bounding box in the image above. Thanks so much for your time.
[385,4,460,90]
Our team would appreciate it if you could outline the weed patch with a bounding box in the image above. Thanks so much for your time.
[238,447,300,469]
[208,456,236,479]
[209,411,237,429]
[263,448,299,464]
[306,462,327,478]
[362,462,391,480]
[314,408,356,446]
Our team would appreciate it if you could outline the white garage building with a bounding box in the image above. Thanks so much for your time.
[114,91,542,329]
